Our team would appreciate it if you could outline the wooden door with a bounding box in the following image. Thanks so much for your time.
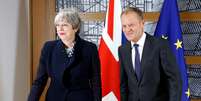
[31,0,55,100]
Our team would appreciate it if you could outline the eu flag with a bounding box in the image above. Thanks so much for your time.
[154,0,190,101]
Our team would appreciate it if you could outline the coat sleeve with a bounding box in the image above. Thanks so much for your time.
[160,39,182,101]
[28,42,50,101]
[90,44,102,101]
[118,47,128,101]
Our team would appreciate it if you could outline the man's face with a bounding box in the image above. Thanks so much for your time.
[121,12,144,42]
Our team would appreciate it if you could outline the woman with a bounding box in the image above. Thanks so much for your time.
[28,8,101,101]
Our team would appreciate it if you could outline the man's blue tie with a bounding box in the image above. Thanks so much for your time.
[134,44,141,81]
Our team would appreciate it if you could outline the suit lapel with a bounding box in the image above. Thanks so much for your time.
[140,34,152,81]
[124,42,138,80]
[50,40,70,84]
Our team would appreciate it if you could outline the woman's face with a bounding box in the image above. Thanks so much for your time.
[55,20,78,41]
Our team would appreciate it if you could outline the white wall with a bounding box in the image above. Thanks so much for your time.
[0,0,30,101]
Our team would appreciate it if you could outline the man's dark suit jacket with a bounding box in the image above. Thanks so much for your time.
[118,34,182,101]
[28,36,101,101]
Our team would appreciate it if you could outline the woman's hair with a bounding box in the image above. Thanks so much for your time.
[54,8,81,32]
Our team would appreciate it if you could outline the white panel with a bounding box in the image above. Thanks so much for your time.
[0,0,30,101]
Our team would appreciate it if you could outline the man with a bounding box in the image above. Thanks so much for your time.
[118,7,182,101]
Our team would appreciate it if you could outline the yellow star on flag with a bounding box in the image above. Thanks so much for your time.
[185,88,190,98]
[162,35,168,39]
[174,39,182,49]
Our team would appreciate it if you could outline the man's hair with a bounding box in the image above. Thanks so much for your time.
[121,7,144,20]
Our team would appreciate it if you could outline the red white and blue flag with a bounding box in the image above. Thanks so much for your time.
[98,0,123,100]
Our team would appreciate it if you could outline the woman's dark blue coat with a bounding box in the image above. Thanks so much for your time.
[28,36,101,101]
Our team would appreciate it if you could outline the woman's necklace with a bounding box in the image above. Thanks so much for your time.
[65,41,75,58]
